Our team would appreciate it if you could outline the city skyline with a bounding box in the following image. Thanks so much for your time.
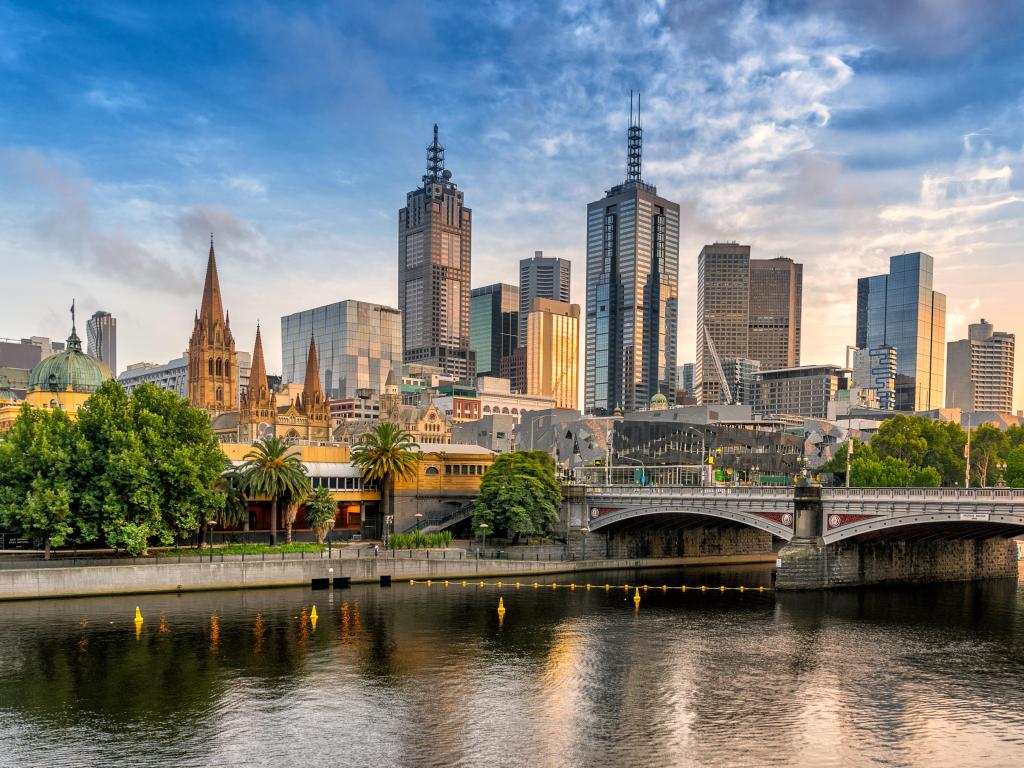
[1,2,1023,410]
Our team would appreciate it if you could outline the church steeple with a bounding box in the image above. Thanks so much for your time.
[302,335,322,403]
[249,324,269,401]
[200,234,225,326]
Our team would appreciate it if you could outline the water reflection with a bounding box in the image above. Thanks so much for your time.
[0,565,1022,767]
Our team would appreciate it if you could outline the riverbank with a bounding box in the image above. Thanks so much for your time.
[0,552,777,601]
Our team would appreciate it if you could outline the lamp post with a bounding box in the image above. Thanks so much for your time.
[478,522,489,554]
[207,520,217,562]
[414,512,424,530]
[618,455,647,485]
[580,526,589,561]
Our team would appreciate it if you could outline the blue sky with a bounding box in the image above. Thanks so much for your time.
[1,1,1023,408]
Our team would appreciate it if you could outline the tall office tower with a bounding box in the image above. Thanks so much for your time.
[695,243,750,405]
[848,345,897,411]
[470,283,519,378]
[748,258,801,370]
[398,124,475,380]
[677,363,695,396]
[519,251,571,347]
[525,298,580,410]
[187,238,238,415]
[946,319,1015,412]
[86,311,117,375]
[721,357,761,406]
[856,252,946,412]
[281,300,402,401]
[584,94,680,415]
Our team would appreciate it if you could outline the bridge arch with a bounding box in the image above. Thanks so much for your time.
[822,513,1024,545]
[589,504,794,541]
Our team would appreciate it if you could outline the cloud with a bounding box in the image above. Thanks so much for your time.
[85,85,144,112]
[1,147,198,294]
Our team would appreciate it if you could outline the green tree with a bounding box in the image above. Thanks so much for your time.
[870,414,965,486]
[1006,424,1024,450]
[75,382,226,555]
[850,454,941,488]
[216,461,250,531]
[305,486,338,544]
[240,436,310,546]
[1005,445,1024,488]
[473,451,562,541]
[0,405,83,558]
[351,423,419,540]
[968,424,1009,487]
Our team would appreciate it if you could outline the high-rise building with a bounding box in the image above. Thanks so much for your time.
[470,283,519,378]
[519,251,571,348]
[187,237,238,415]
[856,252,946,412]
[677,363,695,397]
[281,300,403,401]
[585,94,679,414]
[525,298,580,410]
[398,125,475,380]
[695,245,803,404]
[946,319,1015,413]
[848,345,897,411]
[721,357,761,406]
[755,364,851,419]
[86,310,117,375]
[748,258,801,370]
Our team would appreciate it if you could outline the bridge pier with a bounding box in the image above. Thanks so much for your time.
[776,536,1018,590]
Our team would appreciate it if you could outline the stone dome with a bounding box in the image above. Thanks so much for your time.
[651,392,668,404]
[28,330,113,395]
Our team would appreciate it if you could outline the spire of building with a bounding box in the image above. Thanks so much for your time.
[199,235,225,324]
[626,90,643,184]
[424,123,446,185]
[302,334,322,403]
[248,323,269,401]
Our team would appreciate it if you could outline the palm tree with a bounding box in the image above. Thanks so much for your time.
[305,486,339,545]
[216,461,250,531]
[351,423,419,541]
[241,436,310,546]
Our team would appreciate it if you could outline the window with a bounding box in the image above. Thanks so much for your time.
[208,359,214,376]
[425,466,439,476]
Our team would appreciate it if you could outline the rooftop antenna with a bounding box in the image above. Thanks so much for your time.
[627,90,643,183]
[424,123,446,185]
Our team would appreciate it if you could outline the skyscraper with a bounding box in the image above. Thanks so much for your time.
[519,251,571,348]
[946,319,1015,412]
[398,125,474,380]
[525,298,580,410]
[856,252,946,412]
[470,283,519,378]
[280,300,402,401]
[848,345,897,411]
[585,94,679,415]
[86,310,117,375]
[695,245,803,404]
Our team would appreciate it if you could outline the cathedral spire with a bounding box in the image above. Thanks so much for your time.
[626,90,643,184]
[199,235,225,324]
[302,335,322,403]
[248,323,269,402]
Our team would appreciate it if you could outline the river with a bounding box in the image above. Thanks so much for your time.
[1,564,1023,767]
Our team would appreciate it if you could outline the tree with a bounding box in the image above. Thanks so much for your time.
[351,423,419,540]
[850,454,941,488]
[305,486,338,545]
[969,424,1009,487]
[473,451,562,541]
[240,436,309,546]
[75,382,226,556]
[216,461,250,531]
[0,405,82,558]
[870,414,965,486]
[1006,445,1024,488]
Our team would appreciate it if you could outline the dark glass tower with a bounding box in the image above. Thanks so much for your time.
[398,125,475,379]
[470,283,519,378]
[585,94,680,414]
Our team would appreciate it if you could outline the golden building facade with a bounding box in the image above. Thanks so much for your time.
[525,298,580,410]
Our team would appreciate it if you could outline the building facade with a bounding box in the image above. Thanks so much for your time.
[525,298,580,410]
[848,345,897,411]
[398,125,474,379]
[696,245,803,404]
[119,357,189,399]
[86,310,117,375]
[755,365,851,419]
[187,238,238,415]
[946,319,1015,413]
[721,357,761,407]
[519,250,571,348]
[469,283,519,378]
[280,300,402,402]
[585,98,679,414]
[856,252,946,412]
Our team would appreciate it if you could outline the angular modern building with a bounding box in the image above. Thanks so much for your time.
[280,300,402,401]
[856,252,946,412]
[398,125,475,379]
[519,250,571,348]
[86,310,117,375]
[695,245,802,404]
[848,345,897,411]
[470,283,519,378]
[525,298,580,410]
[584,95,679,414]
[946,319,1015,413]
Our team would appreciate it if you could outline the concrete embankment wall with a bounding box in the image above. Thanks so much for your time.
[777,537,1018,590]
[605,526,774,559]
[0,553,776,601]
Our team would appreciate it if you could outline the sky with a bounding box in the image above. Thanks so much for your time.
[1,0,1023,410]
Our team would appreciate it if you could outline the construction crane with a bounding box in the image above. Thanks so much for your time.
[703,325,734,405]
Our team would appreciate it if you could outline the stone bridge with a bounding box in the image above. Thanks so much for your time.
[579,485,1024,589]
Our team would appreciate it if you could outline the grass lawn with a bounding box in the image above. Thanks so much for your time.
[155,542,327,557]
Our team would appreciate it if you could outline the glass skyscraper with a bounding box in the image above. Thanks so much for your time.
[280,300,402,401]
[470,283,519,378]
[856,252,946,412]
[86,310,117,375]
[585,96,679,414]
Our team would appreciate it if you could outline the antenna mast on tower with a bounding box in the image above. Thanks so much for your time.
[626,90,643,183]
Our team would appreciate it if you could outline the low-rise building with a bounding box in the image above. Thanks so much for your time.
[755,365,851,419]
[451,413,517,453]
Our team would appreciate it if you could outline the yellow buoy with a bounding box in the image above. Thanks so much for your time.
[462,581,468,587]
[497,597,506,615]
[426,580,432,586]
[633,588,641,606]
[497,581,502,587]
[586,583,592,590]
[570,583,576,590]
[623,583,629,591]
[515,582,521,589]
[701,585,707,592]
[444,581,449,586]
[642,584,648,591]
[551,583,557,590]
[134,607,143,623]
[479,581,485,587]
[409,579,415,585]
[719,586,726,592]
[662,585,668,592]
[739,586,745,592]
[759,586,765,592]
[604,584,610,591]
[533,582,539,588]
[310,605,318,631]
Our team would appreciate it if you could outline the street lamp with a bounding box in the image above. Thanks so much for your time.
[580,526,590,561]
[478,522,489,553]
[618,455,648,485]
[414,512,424,530]
[207,520,218,562]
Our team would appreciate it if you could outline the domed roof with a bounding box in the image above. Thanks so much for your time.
[28,329,113,395]
[650,392,668,404]
[0,377,18,402]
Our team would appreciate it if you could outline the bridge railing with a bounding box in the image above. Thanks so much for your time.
[585,485,796,498]
[821,487,1024,501]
